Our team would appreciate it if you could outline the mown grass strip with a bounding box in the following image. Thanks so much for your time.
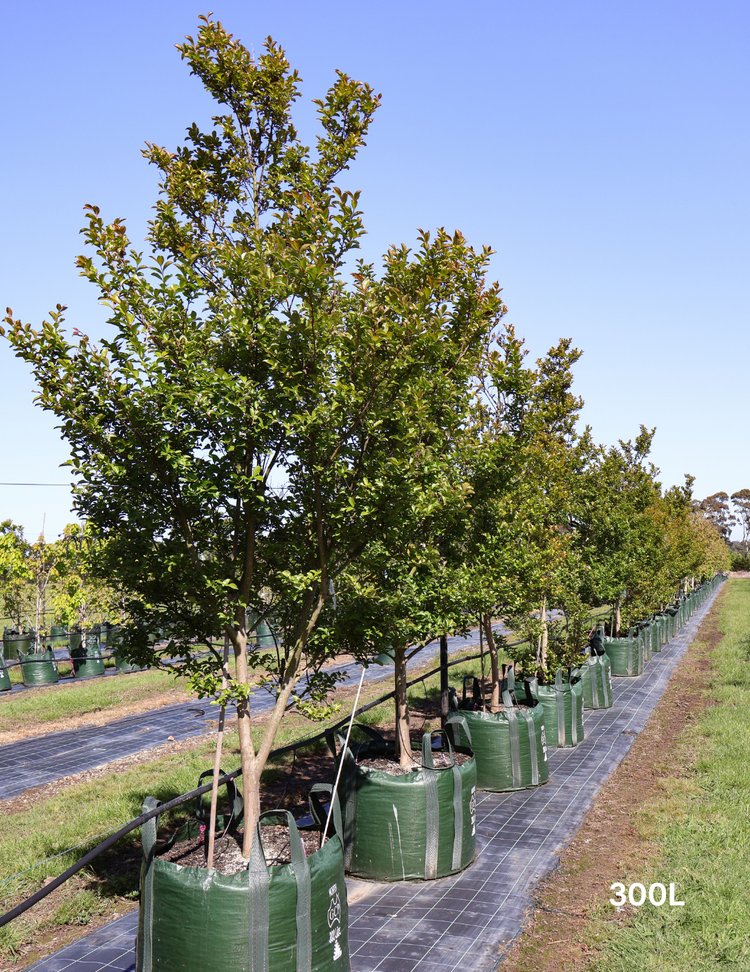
[588,579,750,971]
[0,668,191,730]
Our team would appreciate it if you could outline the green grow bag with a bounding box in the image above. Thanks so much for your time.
[649,617,664,653]
[2,629,34,661]
[332,721,476,882]
[604,631,644,676]
[71,640,106,678]
[572,653,613,709]
[0,656,11,692]
[664,608,678,641]
[254,620,276,649]
[48,625,68,648]
[137,785,350,972]
[246,612,277,650]
[112,640,145,672]
[516,669,584,748]
[18,649,59,686]
[638,625,651,664]
[452,687,548,792]
[115,651,144,673]
[115,653,144,673]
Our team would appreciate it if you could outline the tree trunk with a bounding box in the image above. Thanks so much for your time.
[394,645,412,767]
[35,586,41,651]
[614,600,621,638]
[482,613,500,712]
[207,637,230,869]
[536,597,548,674]
[233,628,261,857]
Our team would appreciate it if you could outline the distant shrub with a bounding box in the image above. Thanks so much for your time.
[731,554,750,571]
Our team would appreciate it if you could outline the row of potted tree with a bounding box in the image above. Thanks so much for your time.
[134,574,722,972]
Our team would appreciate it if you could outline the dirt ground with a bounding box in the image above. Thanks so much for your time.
[499,588,725,972]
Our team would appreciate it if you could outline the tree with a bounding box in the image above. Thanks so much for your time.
[695,492,736,541]
[0,521,32,630]
[0,522,66,645]
[54,523,122,648]
[731,489,750,556]
[25,533,67,648]
[573,427,666,633]
[458,327,586,694]
[2,18,501,849]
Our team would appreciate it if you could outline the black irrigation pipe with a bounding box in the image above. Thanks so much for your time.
[0,639,527,929]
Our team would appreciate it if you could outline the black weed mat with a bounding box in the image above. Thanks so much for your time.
[19,591,720,972]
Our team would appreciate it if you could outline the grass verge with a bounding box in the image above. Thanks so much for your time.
[503,579,750,972]
[585,578,750,970]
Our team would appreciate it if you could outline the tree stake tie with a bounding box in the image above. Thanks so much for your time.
[321,663,367,846]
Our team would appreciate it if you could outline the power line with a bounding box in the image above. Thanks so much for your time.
[0,483,71,487]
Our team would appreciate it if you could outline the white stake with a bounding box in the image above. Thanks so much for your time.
[321,663,367,845]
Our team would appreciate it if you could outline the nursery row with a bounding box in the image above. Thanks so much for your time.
[133,576,721,972]
[0,625,143,691]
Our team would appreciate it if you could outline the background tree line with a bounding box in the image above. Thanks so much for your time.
[0,521,122,645]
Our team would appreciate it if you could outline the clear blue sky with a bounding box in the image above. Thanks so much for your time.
[1,0,748,539]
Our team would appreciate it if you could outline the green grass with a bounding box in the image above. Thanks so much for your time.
[0,668,191,731]
[588,579,750,971]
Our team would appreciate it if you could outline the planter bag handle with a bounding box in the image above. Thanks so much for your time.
[506,664,519,705]
[307,782,343,840]
[589,629,606,656]
[421,731,448,878]
[585,655,603,708]
[445,713,473,752]
[195,768,244,830]
[553,668,567,747]
[249,810,312,972]
[421,729,456,770]
[601,654,613,707]
[504,687,540,785]
[515,700,541,786]
[422,729,466,874]
[501,688,523,789]
[139,796,162,972]
[329,723,386,871]
[524,676,539,702]
[325,722,384,759]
